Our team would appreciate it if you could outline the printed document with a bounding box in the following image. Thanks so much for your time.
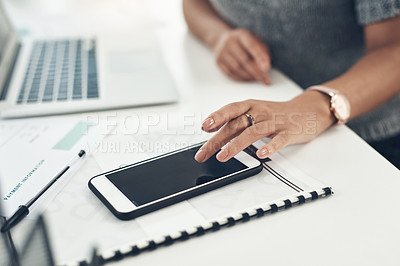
[0,117,109,217]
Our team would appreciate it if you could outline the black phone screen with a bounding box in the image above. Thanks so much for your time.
[105,145,247,206]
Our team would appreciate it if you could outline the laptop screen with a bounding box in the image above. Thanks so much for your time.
[0,3,12,64]
[0,1,19,99]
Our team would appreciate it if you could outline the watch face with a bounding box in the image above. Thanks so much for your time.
[332,94,351,121]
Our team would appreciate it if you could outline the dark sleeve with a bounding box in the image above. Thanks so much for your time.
[355,0,400,25]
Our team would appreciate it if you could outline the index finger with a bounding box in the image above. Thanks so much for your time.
[196,114,250,163]
[202,100,252,132]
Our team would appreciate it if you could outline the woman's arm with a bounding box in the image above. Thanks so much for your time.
[182,0,231,49]
[183,0,271,84]
[323,16,400,118]
[195,15,400,163]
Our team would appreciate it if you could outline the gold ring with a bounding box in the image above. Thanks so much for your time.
[244,113,255,127]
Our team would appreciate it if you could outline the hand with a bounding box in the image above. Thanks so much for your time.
[194,91,336,163]
[213,28,272,84]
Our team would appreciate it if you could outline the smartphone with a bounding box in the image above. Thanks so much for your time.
[88,142,262,220]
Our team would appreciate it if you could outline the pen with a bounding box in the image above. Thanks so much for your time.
[1,150,86,233]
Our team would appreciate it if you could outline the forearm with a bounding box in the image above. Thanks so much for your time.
[323,43,400,119]
[182,0,232,49]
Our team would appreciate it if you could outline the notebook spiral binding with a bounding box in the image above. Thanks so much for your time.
[71,187,333,266]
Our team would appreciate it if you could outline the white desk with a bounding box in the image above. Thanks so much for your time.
[4,0,400,265]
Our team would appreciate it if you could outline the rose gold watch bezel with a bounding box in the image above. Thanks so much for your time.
[330,94,350,124]
[306,85,351,125]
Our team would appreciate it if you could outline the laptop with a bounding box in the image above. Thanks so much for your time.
[0,2,178,118]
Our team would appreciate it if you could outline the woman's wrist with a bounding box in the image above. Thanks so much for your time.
[292,90,337,133]
[206,26,233,50]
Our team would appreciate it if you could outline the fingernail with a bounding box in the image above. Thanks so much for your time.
[216,148,229,162]
[202,117,215,130]
[195,149,206,162]
[257,148,269,159]
[264,77,271,85]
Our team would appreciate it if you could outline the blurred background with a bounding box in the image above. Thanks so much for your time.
[2,0,184,39]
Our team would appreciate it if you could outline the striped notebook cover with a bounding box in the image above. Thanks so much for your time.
[70,140,333,266]
[95,188,332,265]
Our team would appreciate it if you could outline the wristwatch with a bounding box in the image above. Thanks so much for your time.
[306,85,351,125]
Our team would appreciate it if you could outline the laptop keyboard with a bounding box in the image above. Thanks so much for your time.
[17,39,99,104]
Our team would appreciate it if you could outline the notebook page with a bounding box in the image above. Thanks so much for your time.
[45,139,329,264]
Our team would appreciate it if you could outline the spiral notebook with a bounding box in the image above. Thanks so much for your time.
[53,141,333,265]
[45,138,333,265]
